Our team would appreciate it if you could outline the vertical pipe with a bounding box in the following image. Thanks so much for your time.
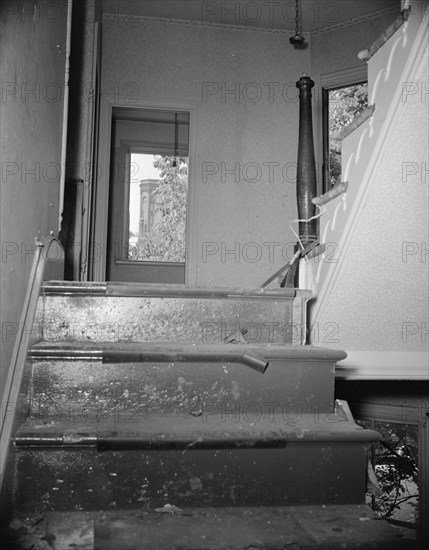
[58,0,73,231]
[296,74,317,245]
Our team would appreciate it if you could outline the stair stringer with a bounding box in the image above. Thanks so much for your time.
[301,6,428,344]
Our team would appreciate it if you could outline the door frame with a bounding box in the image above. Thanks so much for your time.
[93,97,198,285]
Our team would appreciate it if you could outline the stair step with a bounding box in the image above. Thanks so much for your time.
[14,403,378,511]
[312,181,349,207]
[358,6,411,61]
[341,104,376,140]
[7,280,377,520]
[13,443,368,511]
[16,405,379,450]
[27,343,345,417]
[3,505,417,550]
[38,282,311,345]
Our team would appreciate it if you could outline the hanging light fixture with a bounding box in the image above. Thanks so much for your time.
[289,0,306,47]
[172,112,178,167]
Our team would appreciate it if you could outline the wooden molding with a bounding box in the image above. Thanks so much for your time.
[341,105,376,140]
[313,181,349,206]
[335,351,429,380]
[94,97,199,284]
[102,7,398,37]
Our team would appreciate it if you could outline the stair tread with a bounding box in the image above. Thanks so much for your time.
[16,411,380,448]
[39,282,311,345]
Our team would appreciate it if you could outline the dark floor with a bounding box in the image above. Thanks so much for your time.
[1,504,425,550]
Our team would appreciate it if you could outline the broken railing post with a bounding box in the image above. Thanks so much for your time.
[296,74,317,245]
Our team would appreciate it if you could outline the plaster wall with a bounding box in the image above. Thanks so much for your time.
[316,45,429,354]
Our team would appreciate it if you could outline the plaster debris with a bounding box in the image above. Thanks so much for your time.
[155,503,182,514]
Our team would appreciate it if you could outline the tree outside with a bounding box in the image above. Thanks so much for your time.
[132,155,188,262]
[372,421,419,523]
[328,83,368,186]
[358,419,419,527]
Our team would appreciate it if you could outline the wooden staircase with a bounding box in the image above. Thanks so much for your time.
[2,281,420,548]
[2,4,426,546]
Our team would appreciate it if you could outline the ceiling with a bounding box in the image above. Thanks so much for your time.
[101,0,400,33]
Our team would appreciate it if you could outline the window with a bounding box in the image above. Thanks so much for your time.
[322,82,368,191]
[127,153,188,263]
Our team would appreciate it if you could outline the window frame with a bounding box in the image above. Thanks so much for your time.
[350,400,428,542]
[124,147,189,265]
[94,98,198,285]
[318,66,368,194]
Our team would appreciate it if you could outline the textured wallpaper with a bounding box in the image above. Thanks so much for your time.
[101,17,311,287]
[311,12,399,77]
[101,11,404,290]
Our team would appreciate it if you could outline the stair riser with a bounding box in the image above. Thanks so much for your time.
[29,360,334,418]
[15,446,366,512]
[39,296,300,344]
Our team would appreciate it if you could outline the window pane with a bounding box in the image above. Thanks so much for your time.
[128,153,188,262]
[328,83,368,187]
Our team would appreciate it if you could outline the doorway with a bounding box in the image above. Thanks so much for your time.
[106,107,190,283]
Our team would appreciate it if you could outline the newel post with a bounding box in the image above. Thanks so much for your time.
[296,74,317,245]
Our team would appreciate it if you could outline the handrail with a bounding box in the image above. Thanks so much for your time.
[29,341,347,362]
[28,343,269,374]
[0,235,63,488]
[42,280,302,299]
